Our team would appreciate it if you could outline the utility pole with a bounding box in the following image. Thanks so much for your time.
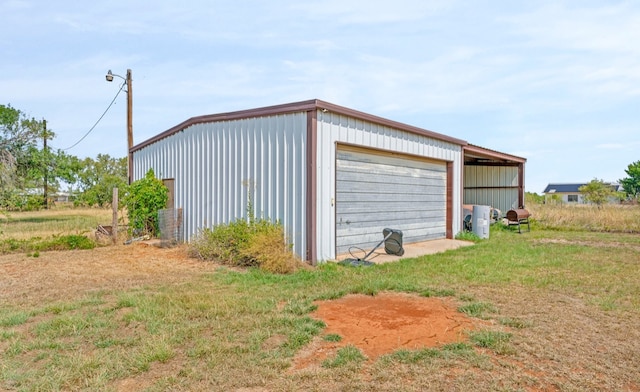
[126,69,133,185]
[106,68,133,184]
[43,119,48,210]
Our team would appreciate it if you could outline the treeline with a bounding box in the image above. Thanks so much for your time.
[1,104,127,211]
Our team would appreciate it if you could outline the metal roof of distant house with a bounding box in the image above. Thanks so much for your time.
[543,182,623,194]
[543,183,585,193]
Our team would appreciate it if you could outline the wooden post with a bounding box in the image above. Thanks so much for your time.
[43,119,48,209]
[126,69,133,185]
[112,188,118,244]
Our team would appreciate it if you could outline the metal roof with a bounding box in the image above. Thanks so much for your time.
[463,143,526,164]
[543,182,623,193]
[132,99,470,153]
[543,183,585,193]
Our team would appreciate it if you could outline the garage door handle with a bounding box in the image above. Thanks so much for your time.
[345,220,351,225]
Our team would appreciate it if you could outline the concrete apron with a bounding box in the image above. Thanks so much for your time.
[335,239,474,264]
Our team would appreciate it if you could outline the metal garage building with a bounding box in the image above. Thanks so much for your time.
[131,99,525,264]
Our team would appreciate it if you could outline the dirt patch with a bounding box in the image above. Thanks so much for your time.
[0,242,220,307]
[293,292,481,369]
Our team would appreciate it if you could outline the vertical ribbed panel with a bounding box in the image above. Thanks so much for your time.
[463,165,520,214]
[315,111,463,261]
[132,113,308,258]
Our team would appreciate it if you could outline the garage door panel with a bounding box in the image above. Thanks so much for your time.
[338,166,445,182]
[338,210,446,226]
[337,224,446,251]
[337,192,446,203]
[402,228,446,243]
[338,167,445,181]
[339,152,446,172]
[336,147,447,255]
[337,204,446,214]
[337,180,445,195]
[337,220,446,236]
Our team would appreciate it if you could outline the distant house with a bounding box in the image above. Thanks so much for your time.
[543,183,622,204]
[53,192,74,203]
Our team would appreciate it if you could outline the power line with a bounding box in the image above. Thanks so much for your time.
[59,81,126,151]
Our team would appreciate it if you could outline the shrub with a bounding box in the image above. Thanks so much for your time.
[0,234,95,254]
[455,231,482,242]
[123,169,168,237]
[189,218,304,274]
[240,228,302,274]
[189,220,253,265]
[48,234,95,250]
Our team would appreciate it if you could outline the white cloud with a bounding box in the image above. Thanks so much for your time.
[597,143,625,150]
[291,0,454,24]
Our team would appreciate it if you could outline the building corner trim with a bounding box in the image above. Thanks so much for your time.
[306,110,318,265]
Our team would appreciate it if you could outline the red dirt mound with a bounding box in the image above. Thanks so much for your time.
[294,292,479,368]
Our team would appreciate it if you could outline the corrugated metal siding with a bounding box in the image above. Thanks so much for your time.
[315,111,463,261]
[464,165,519,214]
[336,148,447,255]
[133,113,307,258]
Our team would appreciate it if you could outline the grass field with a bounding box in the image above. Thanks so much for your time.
[527,201,640,233]
[0,208,113,240]
[0,207,639,390]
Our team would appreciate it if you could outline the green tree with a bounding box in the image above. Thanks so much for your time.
[74,154,128,207]
[620,160,640,201]
[1,104,83,210]
[1,104,42,196]
[123,169,167,236]
[578,179,615,208]
[525,192,544,205]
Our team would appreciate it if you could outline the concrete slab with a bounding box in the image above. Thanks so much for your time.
[335,238,474,264]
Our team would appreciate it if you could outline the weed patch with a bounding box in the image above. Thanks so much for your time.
[323,334,342,342]
[458,302,497,318]
[381,342,476,364]
[189,218,305,274]
[322,345,367,368]
[0,311,29,327]
[469,330,514,355]
[455,231,483,242]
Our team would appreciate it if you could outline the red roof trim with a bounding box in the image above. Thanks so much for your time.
[131,99,468,152]
[464,143,526,163]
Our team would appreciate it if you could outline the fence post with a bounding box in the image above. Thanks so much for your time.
[112,188,118,244]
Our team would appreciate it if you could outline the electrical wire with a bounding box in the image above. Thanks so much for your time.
[59,81,126,151]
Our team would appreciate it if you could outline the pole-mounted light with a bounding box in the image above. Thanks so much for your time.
[105,69,133,184]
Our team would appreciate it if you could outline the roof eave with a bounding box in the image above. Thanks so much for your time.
[464,144,527,163]
[131,99,469,152]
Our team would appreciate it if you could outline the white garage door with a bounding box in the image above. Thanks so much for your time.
[336,147,447,255]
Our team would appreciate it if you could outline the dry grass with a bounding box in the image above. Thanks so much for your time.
[526,203,640,233]
[0,208,114,240]
[241,231,306,274]
[1,209,639,391]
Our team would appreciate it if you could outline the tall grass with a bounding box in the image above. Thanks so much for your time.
[526,203,640,233]
[0,208,113,240]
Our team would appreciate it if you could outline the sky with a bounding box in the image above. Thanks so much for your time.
[1,0,638,194]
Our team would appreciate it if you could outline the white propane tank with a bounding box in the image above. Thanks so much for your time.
[472,205,491,239]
